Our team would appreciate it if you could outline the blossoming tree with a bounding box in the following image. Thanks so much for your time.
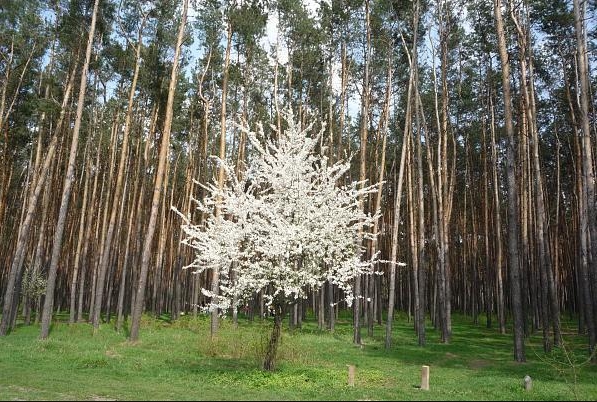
[175,111,380,370]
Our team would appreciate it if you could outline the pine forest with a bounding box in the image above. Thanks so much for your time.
[1,0,597,399]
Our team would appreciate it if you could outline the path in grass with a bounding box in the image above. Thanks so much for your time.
[1,313,596,401]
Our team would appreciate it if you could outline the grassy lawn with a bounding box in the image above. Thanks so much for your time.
[0,311,595,401]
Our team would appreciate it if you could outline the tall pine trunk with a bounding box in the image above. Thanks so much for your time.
[494,0,525,362]
[92,14,145,331]
[211,20,232,339]
[354,0,371,346]
[129,0,188,342]
[573,0,597,357]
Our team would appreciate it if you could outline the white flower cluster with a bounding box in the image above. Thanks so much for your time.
[174,110,380,314]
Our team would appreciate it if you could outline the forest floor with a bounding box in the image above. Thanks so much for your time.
[0,311,596,401]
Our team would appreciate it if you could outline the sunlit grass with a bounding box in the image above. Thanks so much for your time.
[0,311,595,400]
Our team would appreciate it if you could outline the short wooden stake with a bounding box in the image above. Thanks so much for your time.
[523,375,532,391]
[347,365,356,387]
[421,365,430,391]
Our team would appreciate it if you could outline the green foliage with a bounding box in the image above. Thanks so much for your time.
[0,0,49,157]
[0,313,596,400]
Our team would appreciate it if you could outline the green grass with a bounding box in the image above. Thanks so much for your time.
[0,312,596,401]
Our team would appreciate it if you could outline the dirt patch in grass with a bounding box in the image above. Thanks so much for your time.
[469,359,491,370]
[105,349,121,358]
[89,395,117,401]
[5,385,31,401]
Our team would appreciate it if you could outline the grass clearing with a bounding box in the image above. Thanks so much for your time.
[0,312,595,400]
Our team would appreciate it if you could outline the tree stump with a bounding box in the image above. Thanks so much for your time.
[523,375,532,391]
[421,365,430,391]
[348,365,356,387]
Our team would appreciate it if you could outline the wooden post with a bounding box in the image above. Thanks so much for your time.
[524,375,532,391]
[421,365,430,390]
[348,365,356,387]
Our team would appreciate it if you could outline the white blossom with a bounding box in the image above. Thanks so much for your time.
[174,109,381,313]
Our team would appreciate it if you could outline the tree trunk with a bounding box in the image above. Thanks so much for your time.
[69,152,91,324]
[573,0,597,357]
[494,0,525,362]
[385,129,410,349]
[489,94,506,334]
[354,0,371,346]
[92,15,145,332]
[328,281,335,332]
[40,0,100,340]
[129,0,188,342]
[263,304,283,371]
[318,287,325,330]
[211,19,233,339]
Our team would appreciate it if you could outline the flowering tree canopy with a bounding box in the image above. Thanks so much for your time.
[175,111,380,315]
